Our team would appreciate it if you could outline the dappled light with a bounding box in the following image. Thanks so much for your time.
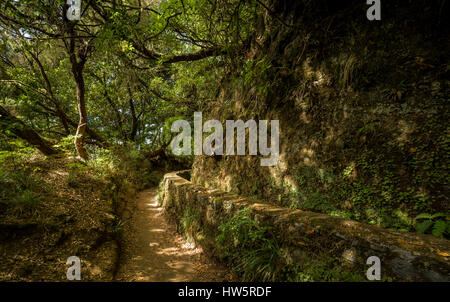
[116,188,228,282]
[0,0,448,285]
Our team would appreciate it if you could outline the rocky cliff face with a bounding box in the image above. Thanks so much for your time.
[192,1,449,233]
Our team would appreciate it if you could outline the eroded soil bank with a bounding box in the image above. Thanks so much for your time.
[0,156,118,281]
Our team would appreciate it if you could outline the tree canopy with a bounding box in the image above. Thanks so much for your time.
[0,0,260,159]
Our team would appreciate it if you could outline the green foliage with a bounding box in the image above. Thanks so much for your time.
[55,136,78,155]
[0,162,43,207]
[415,213,450,238]
[66,162,87,188]
[216,209,366,281]
[241,58,273,96]
[9,189,40,206]
[181,207,201,242]
[113,219,125,236]
[272,141,448,238]
[216,209,282,281]
[0,138,36,166]
[284,258,366,282]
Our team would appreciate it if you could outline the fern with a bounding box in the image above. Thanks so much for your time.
[432,220,447,238]
[216,209,282,281]
[415,213,450,238]
[431,213,449,219]
[416,220,433,234]
[415,213,434,220]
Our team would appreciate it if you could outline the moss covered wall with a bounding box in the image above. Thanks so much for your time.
[161,171,450,281]
[192,1,449,234]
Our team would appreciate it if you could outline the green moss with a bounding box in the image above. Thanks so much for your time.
[284,257,366,282]
[191,0,449,240]
[181,206,202,242]
[215,209,368,281]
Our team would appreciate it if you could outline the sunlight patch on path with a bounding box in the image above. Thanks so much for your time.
[114,187,229,282]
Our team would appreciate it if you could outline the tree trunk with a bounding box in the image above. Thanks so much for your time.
[0,105,60,155]
[127,86,139,141]
[72,64,89,160]
[66,30,90,160]
[30,50,109,147]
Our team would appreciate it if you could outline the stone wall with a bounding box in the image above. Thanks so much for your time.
[160,171,450,281]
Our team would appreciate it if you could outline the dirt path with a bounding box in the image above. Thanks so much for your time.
[115,187,229,281]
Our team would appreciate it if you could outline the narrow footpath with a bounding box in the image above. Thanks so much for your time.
[115,187,230,281]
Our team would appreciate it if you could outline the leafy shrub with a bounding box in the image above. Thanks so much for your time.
[54,135,78,155]
[0,169,42,207]
[415,213,450,238]
[9,189,40,206]
[216,209,282,281]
